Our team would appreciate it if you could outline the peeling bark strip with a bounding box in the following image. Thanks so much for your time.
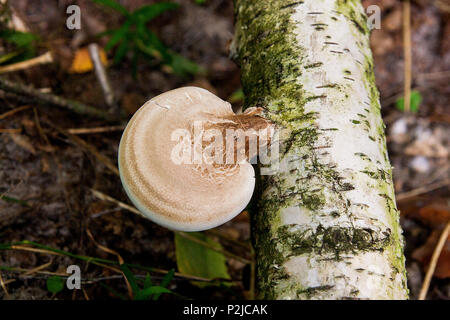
[233,0,408,299]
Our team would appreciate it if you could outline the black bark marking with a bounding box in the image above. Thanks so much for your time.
[281,1,304,10]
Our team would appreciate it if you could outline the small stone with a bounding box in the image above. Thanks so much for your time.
[389,117,409,144]
[410,156,430,173]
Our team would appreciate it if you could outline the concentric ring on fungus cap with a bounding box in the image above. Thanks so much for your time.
[119,87,273,232]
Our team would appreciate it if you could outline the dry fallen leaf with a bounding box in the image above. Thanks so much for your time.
[412,229,450,279]
[418,201,450,227]
[234,210,249,223]
[69,46,108,74]
[9,133,36,154]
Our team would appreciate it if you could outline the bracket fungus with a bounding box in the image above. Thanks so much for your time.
[119,87,274,232]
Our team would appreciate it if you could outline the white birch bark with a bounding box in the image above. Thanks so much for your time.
[232,0,409,299]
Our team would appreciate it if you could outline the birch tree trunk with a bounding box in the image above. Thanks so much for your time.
[232,0,409,299]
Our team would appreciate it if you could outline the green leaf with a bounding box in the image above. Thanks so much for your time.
[0,30,37,47]
[94,1,196,77]
[46,276,64,294]
[0,195,29,207]
[395,90,422,113]
[175,232,230,288]
[131,46,139,79]
[136,26,167,55]
[0,30,37,63]
[95,29,117,38]
[135,22,153,46]
[168,52,201,76]
[105,20,131,51]
[0,51,21,65]
[93,0,129,16]
[113,39,129,64]
[133,3,179,23]
[194,0,207,4]
[120,264,139,294]
[152,269,174,300]
[135,30,199,76]
[135,37,166,62]
[134,286,172,300]
[143,272,152,289]
[160,269,175,288]
[99,282,127,300]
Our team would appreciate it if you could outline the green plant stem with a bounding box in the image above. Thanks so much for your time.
[0,240,227,283]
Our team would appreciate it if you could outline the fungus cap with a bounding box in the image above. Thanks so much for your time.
[118,87,256,231]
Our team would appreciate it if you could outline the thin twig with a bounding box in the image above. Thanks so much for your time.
[91,189,143,216]
[0,272,10,298]
[67,125,125,135]
[0,77,117,121]
[0,265,66,277]
[0,128,21,133]
[0,269,240,286]
[419,222,450,300]
[22,260,53,276]
[205,229,251,250]
[90,207,122,218]
[33,108,51,147]
[86,229,124,265]
[176,231,251,264]
[47,123,120,175]
[8,243,121,273]
[45,122,122,177]
[88,44,117,111]
[1,0,29,32]
[0,52,53,74]
[416,70,450,81]
[86,228,133,299]
[396,178,450,202]
[82,288,90,300]
[0,105,31,120]
[403,0,412,112]
[0,240,223,283]
[10,245,63,256]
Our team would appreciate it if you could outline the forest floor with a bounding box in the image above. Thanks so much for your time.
[0,0,449,300]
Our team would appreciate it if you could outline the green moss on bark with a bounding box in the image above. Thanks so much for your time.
[277,224,392,258]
